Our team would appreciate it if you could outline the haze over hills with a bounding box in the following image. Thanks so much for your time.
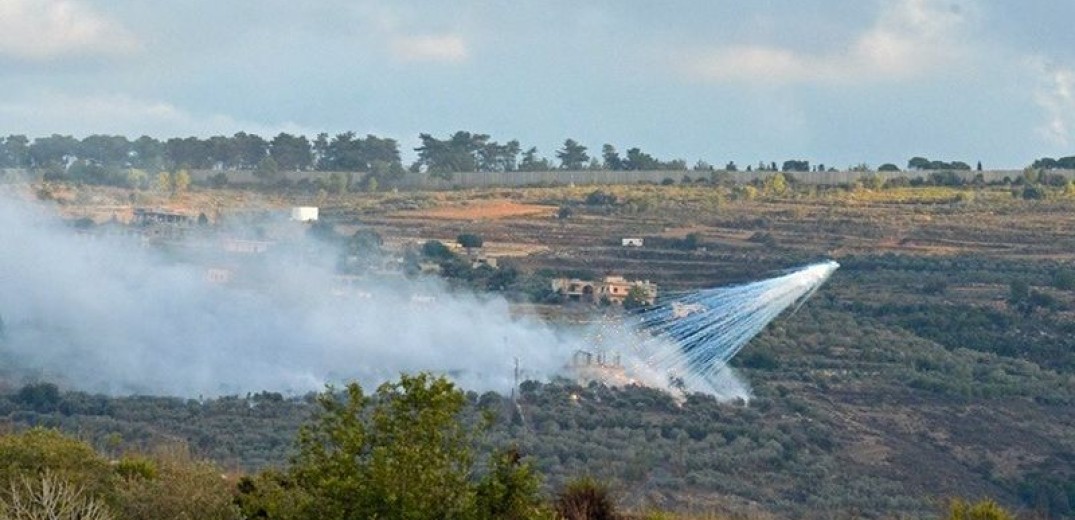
[1,176,1073,518]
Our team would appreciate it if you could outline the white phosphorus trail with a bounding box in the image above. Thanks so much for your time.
[618,261,840,400]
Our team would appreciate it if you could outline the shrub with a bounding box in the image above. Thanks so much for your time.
[555,477,619,520]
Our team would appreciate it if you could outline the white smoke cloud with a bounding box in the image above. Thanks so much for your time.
[0,193,576,396]
[0,192,822,401]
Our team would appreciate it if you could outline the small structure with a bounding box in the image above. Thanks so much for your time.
[551,276,658,305]
[220,238,273,254]
[568,349,633,387]
[471,254,498,269]
[621,238,644,247]
[290,206,319,222]
[132,209,193,227]
[205,267,233,284]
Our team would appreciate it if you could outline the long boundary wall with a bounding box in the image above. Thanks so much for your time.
[5,167,1074,189]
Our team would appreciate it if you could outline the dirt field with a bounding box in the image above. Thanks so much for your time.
[389,200,557,220]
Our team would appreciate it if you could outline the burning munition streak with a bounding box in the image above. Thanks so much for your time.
[622,261,839,399]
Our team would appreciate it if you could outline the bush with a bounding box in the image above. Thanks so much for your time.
[585,190,617,206]
[114,446,240,520]
[457,233,484,249]
[943,498,1014,520]
[555,477,619,520]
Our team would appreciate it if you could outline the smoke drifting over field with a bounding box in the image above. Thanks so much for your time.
[0,193,834,400]
[0,195,577,396]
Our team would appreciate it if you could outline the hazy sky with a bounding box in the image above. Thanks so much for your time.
[0,0,1072,168]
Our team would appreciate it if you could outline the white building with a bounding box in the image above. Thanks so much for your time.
[290,206,319,222]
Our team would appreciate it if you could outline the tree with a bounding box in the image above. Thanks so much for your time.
[725,161,738,172]
[1,135,31,167]
[1009,279,1029,304]
[255,156,280,183]
[878,163,900,172]
[601,144,623,170]
[172,170,191,193]
[29,134,79,168]
[422,240,454,260]
[79,135,131,167]
[477,139,520,172]
[16,383,61,413]
[518,147,551,172]
[457,233,484,249]
[130,136,164,171]
[414,131,488,178]
[474,447,548,520]
[781,160,809,172]
[623,285,652,310]
[269,133,313,171]
[231,132,268,169]
[289,374,481,519]
[0,429,114,499]
[556,139,589,170]
[164,137,212,169]
[908,156,931,170]
[623,147,658,170]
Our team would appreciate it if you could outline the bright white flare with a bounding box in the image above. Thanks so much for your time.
[619,261,839,400]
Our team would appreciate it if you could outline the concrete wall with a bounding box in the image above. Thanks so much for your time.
[189,168,1073,189]
[6,166,1074,189]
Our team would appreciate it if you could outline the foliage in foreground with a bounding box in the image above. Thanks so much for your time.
[0,428,239,520]
[236,373,550,520]
[0,372,1031,520]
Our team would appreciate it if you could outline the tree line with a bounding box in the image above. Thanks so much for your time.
[0,132,698,180]
[6,132,1055,185]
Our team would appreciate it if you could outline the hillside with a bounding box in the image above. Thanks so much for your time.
[1,180,1074,518]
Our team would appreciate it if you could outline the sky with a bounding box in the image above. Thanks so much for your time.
[0,0,1073,169]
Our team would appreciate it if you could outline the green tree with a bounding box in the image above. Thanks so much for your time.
[255,156,281,183]
[1009,279,1029,304]
[623,285,652,310]
[1,134,31,167]
[556,139,589,170]
[290,374,481,520]
[457,233,484,249]
[878,163,901,172]
[908,156,931,170]
[519,147,552,172]
[415,131,488,178]
[15,382,61,412]
[422,240,454,260]
[601,144,623,170]
[269,133,313,171]
[624,147,658,170]
[0,429,114,500]
[475,447,549,520]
